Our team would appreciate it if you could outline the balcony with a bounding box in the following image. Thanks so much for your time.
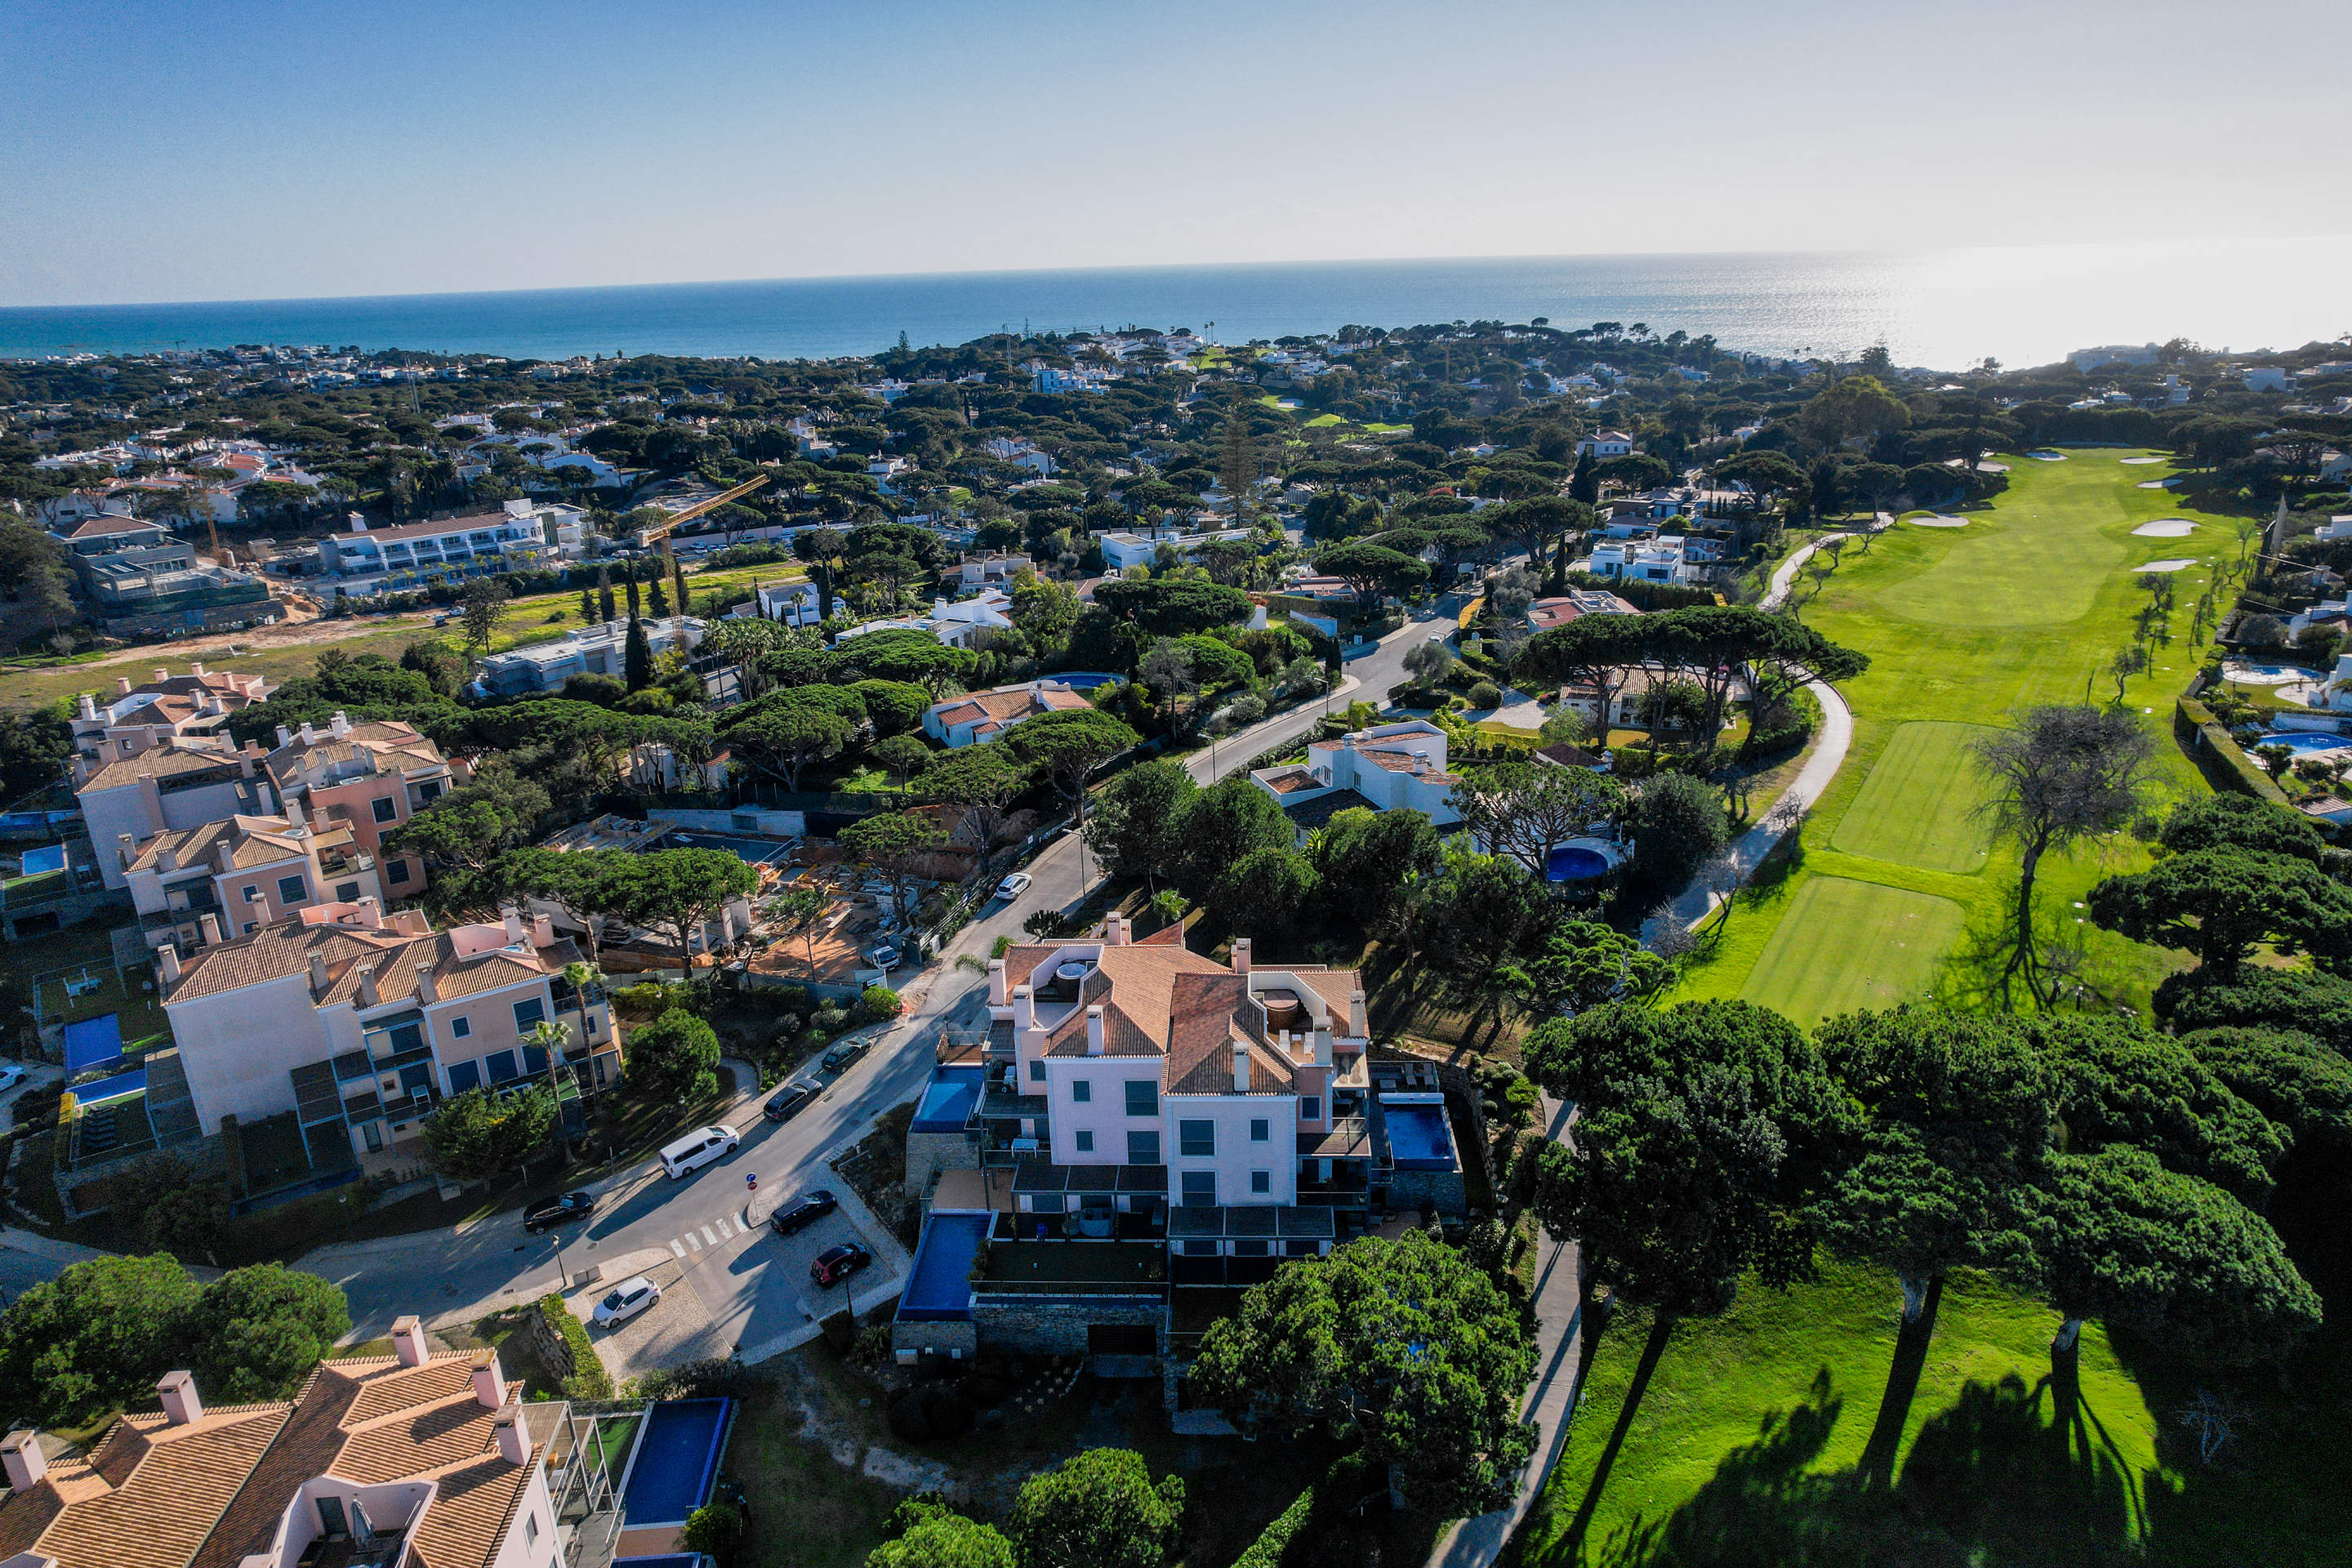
[972,1240,1167,1297]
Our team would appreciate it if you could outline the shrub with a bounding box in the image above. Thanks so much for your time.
[612,980,679,1018]
[1467,679,1503,710]
[641,1356,760,1401]
[536,1294,612,1400]
[811,1005,850,1037]
[771,983,813,1013]
[679,1502,743,1565]
[859,984,904,1022]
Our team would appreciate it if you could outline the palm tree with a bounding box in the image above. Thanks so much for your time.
[524,1018,573,1161]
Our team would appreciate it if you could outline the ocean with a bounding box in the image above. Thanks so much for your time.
[2,238,2345,372]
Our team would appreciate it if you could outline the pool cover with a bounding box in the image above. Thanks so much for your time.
[621,1397,731,1528]
[899,1211,990,1321]
[62,1013,127,1076]
[911,1067,982,1133]
[1382,1094,1457,1171]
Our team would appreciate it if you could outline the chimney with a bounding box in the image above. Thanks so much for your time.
[471,1357,506,1410]
[299,721,317,745]
[1232,1040,1251,1093]
[275,725,292,747]
[2,1431,47,1494]
[492,1398,530,1466]
[348,511,368,532]
[390,1315,428,1368]
[199,913,223,947]
[156,1370,204,1426]
[1085,1005,1105,1057]
[501,907,526,946]
[1103,912,1127,947]
[78,693,96,720]
[1348,990,1367,1039]
[190,662,206,679]
[158,945,182,985]
[356,895,383,930]
[1011,984,1035,1032]
[1231,938,1251,975]
[155,668,169,684]
[413,962,438,1005]
[117,675,132,695]
[157,847,178,874]
[355,966,379,1009]
[303,951,329,997]
[283,795,305,828]
[987,959,1009,1007]
[330,710,350,739]
[116,831,135,871]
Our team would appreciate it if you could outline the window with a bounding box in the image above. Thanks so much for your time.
[1125,1129,1160,1164]
[1124,1080,1157,1117]
[1232,1238,1270,1256]
[334,881,361,902]
[417,780,444,804]
[386,859,410,884]
[363,1122,384,1152]
[1178,1120,1215,1157]
[1180,1171,1218,1207]
[485,1050,519,1085]
[276,874,309,906]
[243,884,262,902]
[371,796,399,824]
[450,1016,471,1039]
[1182,1239,1219,1257]
[316,1497,349,1537]
[1250,1117,1270,1143]
[243,921,259,934]
[1071,1079,1091,1102]
[1300,1095,1321,1121]
[512,997,546,1032]
[1075,1130,1094,1153]
[1028,1060,1045,1083]
[446,1060,482,1094]
[524,1515,539,1548]
[1251,1169,1272,1194]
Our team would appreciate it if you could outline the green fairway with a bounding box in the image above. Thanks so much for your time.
[1828,721,1998,873]
[1512,1263,2167,1568]
[1679,449,2222,1018]
[1738,876,1967,1025]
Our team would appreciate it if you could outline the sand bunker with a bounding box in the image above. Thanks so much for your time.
[2120,456,2166,465]
[2136,479,2179,489]
[2132,559,2196,572]
[1910,515,1971,528]
[2029,450,2068,461]
[1976,461,2009,473]
[2131,519,2195,537]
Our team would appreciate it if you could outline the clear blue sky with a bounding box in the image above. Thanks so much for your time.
[4,0,2345,307]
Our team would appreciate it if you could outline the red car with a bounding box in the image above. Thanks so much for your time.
[810,1242,872,1287]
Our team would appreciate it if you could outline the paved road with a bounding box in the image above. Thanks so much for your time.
[311,609,1456,1341]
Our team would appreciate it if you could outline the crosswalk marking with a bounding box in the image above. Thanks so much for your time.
[700,1225,719,1245]
[684,1232,702,1252]
[669,1240,686,1258]
[714,1217,735,1240]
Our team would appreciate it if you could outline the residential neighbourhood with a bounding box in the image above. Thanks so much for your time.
[4,295,2352,1568]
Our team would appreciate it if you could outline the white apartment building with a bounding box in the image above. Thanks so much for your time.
[69,663,275,765]
[314,500,587,592]
[118,802,387,949]
[1250,719,1463,833]
[74,740,273,891]
[1587,536,1704,586]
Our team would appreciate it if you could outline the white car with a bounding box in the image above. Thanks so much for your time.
[995,871,1033,902]
[591,1276,661,1328]
[0,1066,27,1098]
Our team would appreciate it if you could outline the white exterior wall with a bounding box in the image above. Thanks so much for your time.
[485,1463,559,1568]
[1166,1092,1298,1208]
[1042,1057,1164,1165]
[166,971,336,1134]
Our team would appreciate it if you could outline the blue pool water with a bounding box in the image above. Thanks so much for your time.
[1049,671,1120,690]
[1383,1099,1457,1171]
[900,1212,991,1321]
[665,831,796,865]
[1544,845,1616,881]
[621,1398,730,1528]
[911,1067,982,1134]
[2256,733,2352,755]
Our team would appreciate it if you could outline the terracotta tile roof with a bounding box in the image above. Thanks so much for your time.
[127,813,354,875]
[1258,766,1321,795]
[166,920,559,1009]
[929,683,1090,728]
[76,742,252,795]
[0,1405,291,1568]
[265,722,448,784]
[404,1447,540,1568]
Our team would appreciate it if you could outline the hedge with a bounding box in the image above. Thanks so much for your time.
[536,1294,613,1400]
[1230,1453,1379,1568]
[2176,695,2290,805]
[1232,1489,1314,1568]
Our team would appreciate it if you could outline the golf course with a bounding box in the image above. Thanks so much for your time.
[1512,451,2352,1566]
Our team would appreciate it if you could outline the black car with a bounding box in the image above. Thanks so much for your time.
[523,1191,595,1233]
[764,1082,820,1121]
[770,1189,839,1236]
[820,1039,869,1073]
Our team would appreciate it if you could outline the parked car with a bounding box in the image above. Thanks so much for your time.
[821,1039,869,1073]
[0,1065,29,1098]
[995,871,1032,902]
[764,1082,819,1121]
[810,1242,872,1287]
[523,1191,595,1233]
[771,1189,838,1236]
[591,1276,661,1327]
[864,944,901,971]
[658,1124,740,1179]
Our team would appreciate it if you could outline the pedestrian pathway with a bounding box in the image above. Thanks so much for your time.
[664,1206,756,1259]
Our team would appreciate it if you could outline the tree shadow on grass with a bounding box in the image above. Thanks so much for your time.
[1558,1315,1675,1561]
[1588,1368,2147,1568]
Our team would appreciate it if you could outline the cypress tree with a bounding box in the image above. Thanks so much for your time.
[623,616,653,691]
[625,576,641,619]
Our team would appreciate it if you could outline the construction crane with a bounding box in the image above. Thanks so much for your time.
[631,472,771,551]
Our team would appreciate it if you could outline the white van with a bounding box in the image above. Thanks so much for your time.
[659,1124,740,1179]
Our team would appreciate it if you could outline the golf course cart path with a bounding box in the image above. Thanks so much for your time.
[1425,1095,1582,1568]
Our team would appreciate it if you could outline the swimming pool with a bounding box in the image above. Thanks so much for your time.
[665,831,797,866]
[900,1211,990,1321]
[619,1397,732,1529]
[1381,1094,1457,1171]
[1544,840,1624,881]
[2256,732,2352,755]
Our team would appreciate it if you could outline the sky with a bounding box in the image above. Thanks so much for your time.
[4,0,2348,309]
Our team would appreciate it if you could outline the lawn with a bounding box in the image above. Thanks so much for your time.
[1511,1263,2169,1568]
[1827,721,1997,875]
[1676,449,2225,1018]
[1736,877,1967,1027]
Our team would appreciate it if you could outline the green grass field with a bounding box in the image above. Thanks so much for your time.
[1680,449,2225,1019]
[1828,721,1997,874]
[1736,877,1967,1026]
[1512,1263,2167,1568]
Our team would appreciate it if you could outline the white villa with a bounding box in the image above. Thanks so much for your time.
[1249,719,1462,835]
[1586,536,1705,586]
